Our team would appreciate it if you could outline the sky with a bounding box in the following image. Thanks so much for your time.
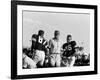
[23,11,90,53]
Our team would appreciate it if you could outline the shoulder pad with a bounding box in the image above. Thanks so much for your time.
[71,41,76,46]
[32,34,37,38]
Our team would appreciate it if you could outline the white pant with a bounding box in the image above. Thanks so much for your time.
[33,50,45,66]
[66,56,76,67]
[23,53,36,68]
[50,54,61,67]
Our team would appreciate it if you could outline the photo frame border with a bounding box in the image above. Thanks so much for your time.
[11,0,98,79]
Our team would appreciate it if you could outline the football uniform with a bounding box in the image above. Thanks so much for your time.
[62,41,76,57]
[35,36,49,51]
[31,34,49,67]
[62,41,76,67]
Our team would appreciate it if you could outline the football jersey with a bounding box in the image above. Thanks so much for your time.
[62,41,76,57]
[31,34,49,51]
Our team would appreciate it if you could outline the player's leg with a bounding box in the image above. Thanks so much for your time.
[28,59,37,68]
[44,57,49,67]
[50,54,56,67]
[65,57,69,67]
[22,54,28,68]
[56,54,61,67]
[24,55,37,68]
[69,56,75,67]
[39,51,45,67]
[23,59,28,69]
[39,61,44,68]
[66,57,70,67]
[33,50,42,67]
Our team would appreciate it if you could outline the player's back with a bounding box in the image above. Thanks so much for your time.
[35,35,48,52]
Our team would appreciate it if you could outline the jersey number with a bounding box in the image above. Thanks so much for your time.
[68,45,72,51]
[38,36,47,46]
[38,37,43,43]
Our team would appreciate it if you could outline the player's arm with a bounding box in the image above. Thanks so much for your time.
[72,41,77,47]
[60,46,65,58]
[49,39,53,54]
[71,41,77,56]
[60,44,65,54]
[31,34,37,52]
[62,43,67,52]
[42,39,50,55]
[60,44,66,58]
[44,40,50,49]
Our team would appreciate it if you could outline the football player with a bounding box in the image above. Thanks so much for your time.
[49,30,62,67]
[32,30,49,68]
[22,48,36,69]
[62,35,76,67]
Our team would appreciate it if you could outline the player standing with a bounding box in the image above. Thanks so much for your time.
[62,35,76,67]
[32,30,49,68]
[49,30,62,67]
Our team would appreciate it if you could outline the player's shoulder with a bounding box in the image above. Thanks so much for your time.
[63,42,67,45]
[71,41,76,45]
[62,43,68,48]
[32,34,38,38]
[71,41,76,43]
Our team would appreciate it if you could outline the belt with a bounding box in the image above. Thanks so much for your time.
[51,53,60,54]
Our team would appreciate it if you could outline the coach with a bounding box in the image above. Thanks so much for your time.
[49,30,62,67]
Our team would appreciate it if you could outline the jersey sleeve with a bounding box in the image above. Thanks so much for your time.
[62,43,66,49]
[41,39,49,53]
[31,34,37,42]
[43,39,49,49]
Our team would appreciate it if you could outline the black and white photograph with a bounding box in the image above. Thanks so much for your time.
[22,10,90,68]
[11,1,97,79]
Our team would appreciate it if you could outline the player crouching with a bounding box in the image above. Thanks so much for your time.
[22,48,37,69]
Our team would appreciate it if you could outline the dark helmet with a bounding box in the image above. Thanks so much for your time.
[38,30,44,36]
[32,34,37,38]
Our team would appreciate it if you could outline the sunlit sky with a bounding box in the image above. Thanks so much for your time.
[23,11,90,53]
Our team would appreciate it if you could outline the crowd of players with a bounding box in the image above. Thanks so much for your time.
[22,30,90,69]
